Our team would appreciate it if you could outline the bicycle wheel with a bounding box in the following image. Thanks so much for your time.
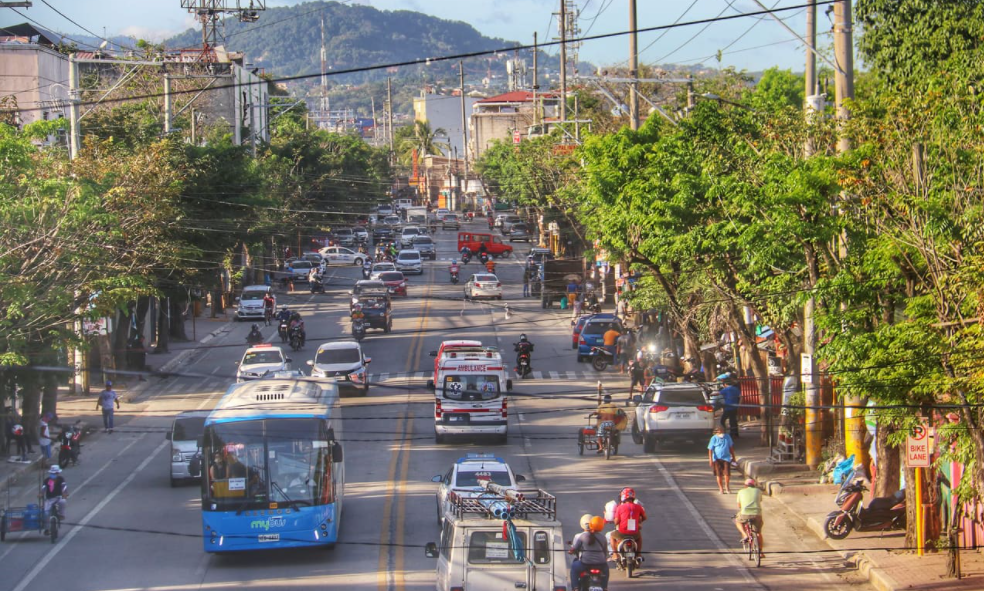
[49,515,58,544]
[752,533,761,567]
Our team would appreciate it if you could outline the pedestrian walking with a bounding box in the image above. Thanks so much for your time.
[39,414,52,466]
[522,267,531,298]
[628,358,647,401]
[719,378,741,439]
[616,332,630,374]
[708,426,736,494]
[96,381,121,434]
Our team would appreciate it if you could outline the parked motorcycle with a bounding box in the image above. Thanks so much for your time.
[589,346,616,372]
[823,469,906,539]
[352,318,366,342]
[58,422,82,467]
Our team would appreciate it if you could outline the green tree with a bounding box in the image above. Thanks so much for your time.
[395,120,448,165]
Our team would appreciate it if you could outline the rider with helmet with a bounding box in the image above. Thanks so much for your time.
[42,465,68,524]
[513,333,535,369]
[351,303,365,322]
[568,514,609,590]
[246,323,264,345]
[610,487,647,560]
[449,259,460,279]
[276,305,291,324]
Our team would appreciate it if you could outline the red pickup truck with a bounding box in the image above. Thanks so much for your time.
[457,232,513,258]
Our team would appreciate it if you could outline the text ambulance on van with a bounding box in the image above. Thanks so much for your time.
[432,351,512,444]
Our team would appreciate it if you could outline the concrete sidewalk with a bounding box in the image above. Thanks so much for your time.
[736,428,984,591]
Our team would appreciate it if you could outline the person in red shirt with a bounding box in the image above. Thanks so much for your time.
[610,487,647,560]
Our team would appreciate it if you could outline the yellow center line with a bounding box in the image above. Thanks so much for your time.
[378,266,434,591]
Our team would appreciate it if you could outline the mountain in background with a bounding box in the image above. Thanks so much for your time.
[163,1,564,97]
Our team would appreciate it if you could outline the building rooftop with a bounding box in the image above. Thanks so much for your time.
[476,90,559,104]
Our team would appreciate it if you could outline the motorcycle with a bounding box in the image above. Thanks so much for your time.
[246,330,264,346]
[362,263,372,279]
[289,326,304,352]
[823,469,906,539]
[461,250,472,264]
[516,352,532,379]
[613,536,643,578]
[589,346,616,372]
[569,546,607,591]
[352,317,366,341]
[449,266,460,284]
[58,422,82,467]
[479,251,490,265]
[310,277,325,294]
[278,320,289,343]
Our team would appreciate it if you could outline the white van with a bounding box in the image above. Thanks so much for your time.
[424,485,567,591]
[433,350,512,443]
[236,285,274,320]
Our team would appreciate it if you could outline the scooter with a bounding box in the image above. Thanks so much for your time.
[516,352,532,379]
[613,536,643,578]
[823,469,906,539]
[310,277,325,294]
[461,250,472,264]
[589,346,616,372]
[57,422,82,467]
[479,251,490,266]
[569,544,607,591]
[278,320,289,343]
[449,266,460,284]
[352,317,366,341]
[362,263,372,279]
[289,326,304,352]
[246,330,264,346]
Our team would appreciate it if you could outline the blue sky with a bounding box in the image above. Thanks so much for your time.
[1,1,833,72]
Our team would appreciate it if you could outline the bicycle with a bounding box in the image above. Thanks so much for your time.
[739,517,762,567]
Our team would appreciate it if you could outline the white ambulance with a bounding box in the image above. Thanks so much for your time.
[432,349,512,444]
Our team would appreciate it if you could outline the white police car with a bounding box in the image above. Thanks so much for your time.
[235,344,291,383]
[431,453,526,526]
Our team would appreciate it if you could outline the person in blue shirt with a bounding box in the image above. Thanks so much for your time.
[708,426,736,494]
[719,379,741,439]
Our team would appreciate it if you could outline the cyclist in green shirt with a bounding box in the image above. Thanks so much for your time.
[734,478,764,557]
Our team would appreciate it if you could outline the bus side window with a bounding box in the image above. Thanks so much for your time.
[533,530,550,564]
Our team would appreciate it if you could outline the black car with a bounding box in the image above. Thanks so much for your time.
[372,226,394,243]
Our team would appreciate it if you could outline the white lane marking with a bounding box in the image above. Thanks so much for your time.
[12,439,169,591]
[210,366,221,375]
[648,454,764,589]
[0,435,145,561]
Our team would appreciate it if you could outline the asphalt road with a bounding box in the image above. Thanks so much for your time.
[0,218,870,591]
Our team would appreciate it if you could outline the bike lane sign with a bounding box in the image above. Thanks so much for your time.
[906,425,931,468]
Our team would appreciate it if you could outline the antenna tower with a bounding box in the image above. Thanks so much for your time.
[564,0,581,81]
[181,1,266,61]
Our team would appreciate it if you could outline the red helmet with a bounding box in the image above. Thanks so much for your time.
[620,487,636,502]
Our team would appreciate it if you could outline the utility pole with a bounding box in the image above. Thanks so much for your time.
[803,0,822,470]
[833,0,865,468]
[191,108,197,145]
[558,0,567,123]
[164,74,172,134]
[532,32,539,126]
[628,0,639,130]
[459,62,468,206]
[386,77,394,162]
[68,54,80,159]
[686,76,695,111]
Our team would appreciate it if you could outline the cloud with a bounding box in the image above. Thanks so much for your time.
[118,25,179,42]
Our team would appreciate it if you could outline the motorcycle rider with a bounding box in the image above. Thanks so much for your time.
[288,312,306,347]
[460,245,472,263]
[592,394,624,454]
[568,514,609,591]
[351,303,366,323]
[485,258,496,274]
[362,258,373,278]
[448,259,460,282]
[610,487,647,562]
[41,465,68,528]
[513,334,534,373]
[246,323,264,345]
[734,478,765,558]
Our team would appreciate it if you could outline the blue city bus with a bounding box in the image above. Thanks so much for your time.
[200,378,344,552]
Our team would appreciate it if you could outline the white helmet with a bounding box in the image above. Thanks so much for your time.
[579,513,593,531]
[49,465,62,475]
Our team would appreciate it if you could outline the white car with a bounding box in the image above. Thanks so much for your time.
[319,246,367,266]
[399,226,422,248]
[236,344,291,383]
[436,208,450,218]
[395,249,423,275]
[370,261,397,278]
[431,453,526,526]
[306,341,371,396]
[353,227,369,242]
[465,273,502,300]
[631,382,715,453]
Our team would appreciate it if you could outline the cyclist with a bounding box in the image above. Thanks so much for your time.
[591,394,624,454]
[568,514,609,590]
[262,292,275,325]
[41,465,68,527]
[734,478,764,558]
[610,487,646,561]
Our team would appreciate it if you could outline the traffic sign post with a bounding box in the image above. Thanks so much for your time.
[906,425,930,468]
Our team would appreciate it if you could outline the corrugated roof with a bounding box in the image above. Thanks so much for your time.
[476,90,559,104]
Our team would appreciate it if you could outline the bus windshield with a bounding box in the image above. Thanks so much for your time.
[442,375,501,401]
[204,418,335,511]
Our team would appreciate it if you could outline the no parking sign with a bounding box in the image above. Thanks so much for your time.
[906,424,931,468]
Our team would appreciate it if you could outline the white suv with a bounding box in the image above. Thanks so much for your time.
[395,249,423,275]
[306,341,371,396]
[400,226,422,248]
[631,382,714,452]
[431,453,526,527]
